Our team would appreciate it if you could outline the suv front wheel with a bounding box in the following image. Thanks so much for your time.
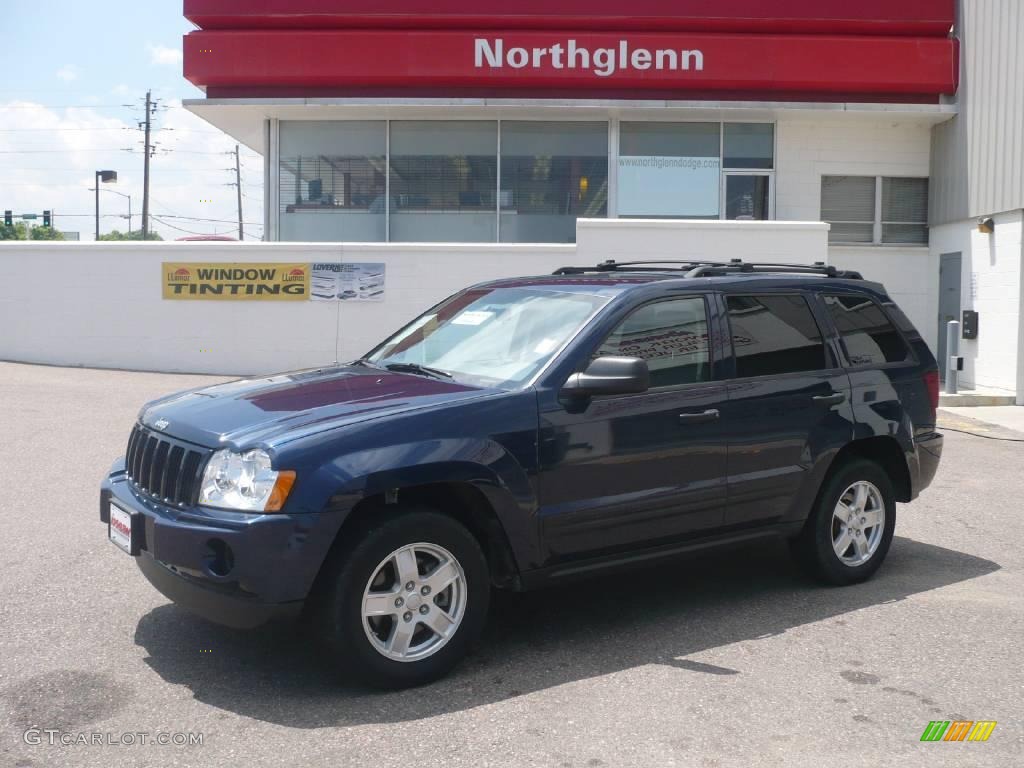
[317,507,490,688]
[792,458,896,585]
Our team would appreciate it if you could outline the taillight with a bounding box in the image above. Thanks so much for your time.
[923,369,939,411]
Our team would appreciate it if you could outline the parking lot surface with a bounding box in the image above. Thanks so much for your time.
[1,361,1021,768]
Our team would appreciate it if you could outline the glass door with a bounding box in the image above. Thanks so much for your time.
[723,173,773,220]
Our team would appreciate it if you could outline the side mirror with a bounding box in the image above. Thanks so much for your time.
[561,356,650,398]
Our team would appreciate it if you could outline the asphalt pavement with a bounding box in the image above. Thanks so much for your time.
[1,361,1021,768]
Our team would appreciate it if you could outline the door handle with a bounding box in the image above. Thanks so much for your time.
[812,393,847,406]
[678,409,720,425]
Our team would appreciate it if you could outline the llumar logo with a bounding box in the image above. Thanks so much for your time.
[168,267,191,283]
[920,721,997,742]
[282,267,306,283]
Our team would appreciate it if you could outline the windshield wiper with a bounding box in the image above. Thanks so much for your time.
[349,358,383,369]
[384,362,453,380]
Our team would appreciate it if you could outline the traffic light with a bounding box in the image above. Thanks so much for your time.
[43,210,51,228]
[3,210,11,227]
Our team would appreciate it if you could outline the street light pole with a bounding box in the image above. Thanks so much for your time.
[93,170,118,240]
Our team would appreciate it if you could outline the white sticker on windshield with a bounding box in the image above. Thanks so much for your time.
[452,311,494,326]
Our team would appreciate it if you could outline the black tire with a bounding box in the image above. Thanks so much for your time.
[316,506,490,689]
[791,458,896,585]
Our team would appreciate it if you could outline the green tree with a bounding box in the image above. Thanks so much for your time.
[30,226,65,241]
[97,229,164,241]
[0,222,67,240]
[0,222,29,240]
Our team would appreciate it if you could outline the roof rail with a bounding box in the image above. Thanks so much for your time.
[552,259,735,275]
[552,259,863,280]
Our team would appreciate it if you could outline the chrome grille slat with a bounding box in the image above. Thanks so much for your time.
[163,446,184,501]
[124,424,210,507]
[139,436,157,489]
[125,427,140,478]
[149,440,168,494]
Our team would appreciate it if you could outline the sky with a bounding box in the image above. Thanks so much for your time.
[0,0,264,241]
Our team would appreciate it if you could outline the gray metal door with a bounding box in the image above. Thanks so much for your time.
[938,252,962,377]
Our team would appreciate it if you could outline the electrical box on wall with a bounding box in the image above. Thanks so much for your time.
[962,310,979,340]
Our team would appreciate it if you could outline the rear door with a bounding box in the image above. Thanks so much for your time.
[721,291,854,528]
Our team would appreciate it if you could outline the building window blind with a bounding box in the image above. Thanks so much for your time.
[821,176,876,244]
[822,175,928,245]
[881,177,929,245]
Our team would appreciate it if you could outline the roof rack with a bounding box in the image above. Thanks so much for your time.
[552,259,863,280]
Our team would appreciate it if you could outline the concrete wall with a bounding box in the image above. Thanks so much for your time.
[1,219,951,378]
[0,241,570,375]
[930,211,1023,400]
[773,115,939,352]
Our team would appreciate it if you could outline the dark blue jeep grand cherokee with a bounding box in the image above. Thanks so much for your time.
[100,260,943,688]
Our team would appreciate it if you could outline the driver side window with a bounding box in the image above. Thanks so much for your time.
[596,297,711,388]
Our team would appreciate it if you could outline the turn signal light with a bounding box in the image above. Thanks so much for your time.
[265,471,296,512]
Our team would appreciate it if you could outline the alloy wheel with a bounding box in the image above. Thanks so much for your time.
[831,480,886,567]
[361,542,467,662]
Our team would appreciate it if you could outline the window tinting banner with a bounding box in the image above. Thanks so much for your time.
[162,263,310,301]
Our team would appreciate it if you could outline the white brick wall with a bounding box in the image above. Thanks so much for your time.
[775,117,937,352]
[930,211,1023,399]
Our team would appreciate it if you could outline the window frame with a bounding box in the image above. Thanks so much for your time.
[821,174,929,247]
[723,292,840,381]
[819,292,919,371]
[584,294,716,393]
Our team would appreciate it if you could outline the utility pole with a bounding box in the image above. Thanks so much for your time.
[234,145,244,240]
[141,90,154,239]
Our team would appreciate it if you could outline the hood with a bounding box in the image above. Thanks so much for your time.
[139,365,495,448]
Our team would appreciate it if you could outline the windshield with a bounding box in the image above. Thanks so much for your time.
[366,286,609,388]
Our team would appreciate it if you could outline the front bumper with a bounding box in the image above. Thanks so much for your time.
[100,459,334,629]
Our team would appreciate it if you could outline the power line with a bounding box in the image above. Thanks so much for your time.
[0,127,136,132]
[17,212,262,226]
[0,149,132,154]
[149,215,211,237]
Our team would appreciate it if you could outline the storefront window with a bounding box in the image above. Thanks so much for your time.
[499,122,609,244]
[724,124,774,169]
[618,123,721,218]
[389,121,498,242]
[278,121,387,242]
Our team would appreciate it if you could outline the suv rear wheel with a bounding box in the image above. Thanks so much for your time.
[792,458,896,585]
[317,506,490,688]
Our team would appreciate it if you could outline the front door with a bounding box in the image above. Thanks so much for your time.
[938,252,962,378]
[537,295,729,564]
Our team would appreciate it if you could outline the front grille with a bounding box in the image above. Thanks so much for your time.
[125,425,209,507]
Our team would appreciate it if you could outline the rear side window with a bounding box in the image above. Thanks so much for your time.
[727,295,828,378]
[596,297,710,387]
[823,294,909,366]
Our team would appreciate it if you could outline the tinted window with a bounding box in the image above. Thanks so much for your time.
[727,295,827,377]
[824,295,909,366]
[597,298,710,387]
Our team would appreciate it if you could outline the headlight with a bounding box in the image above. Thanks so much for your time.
[198,448,295,512]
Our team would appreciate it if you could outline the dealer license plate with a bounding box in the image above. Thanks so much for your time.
[109,504,135,555]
